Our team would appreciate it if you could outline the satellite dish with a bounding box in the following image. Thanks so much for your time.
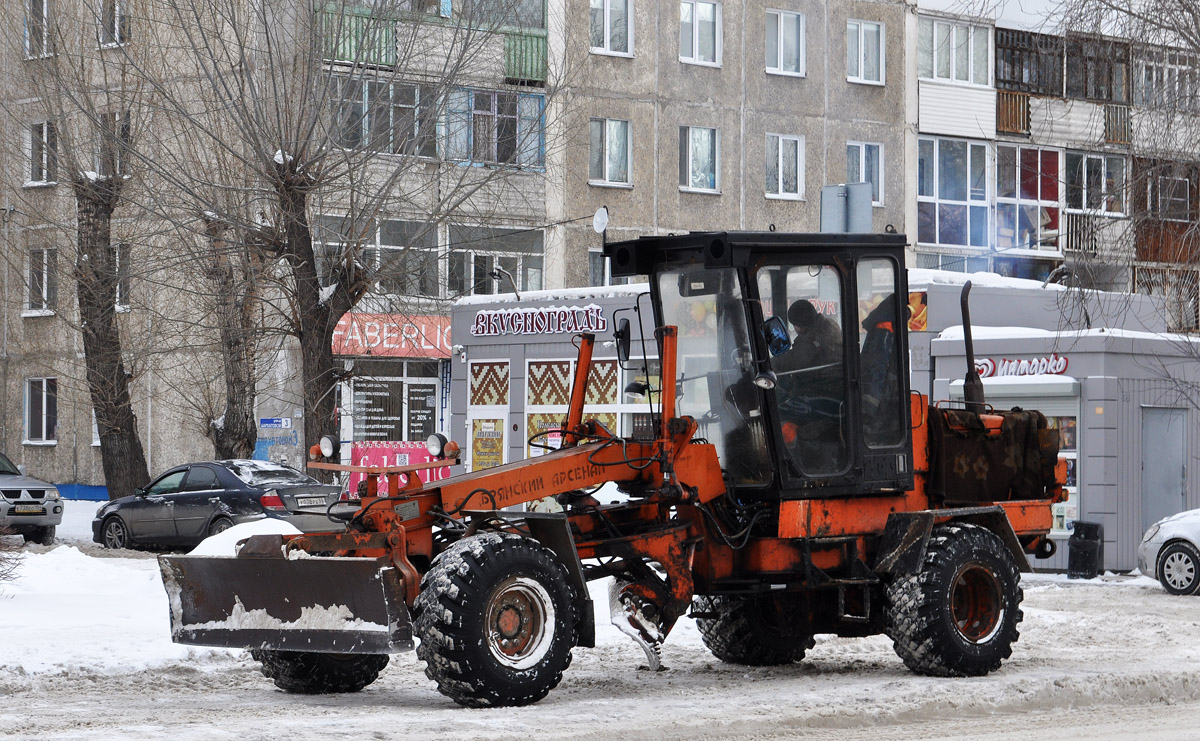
[592,206,609,234]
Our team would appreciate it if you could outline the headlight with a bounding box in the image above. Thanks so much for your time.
[46,487,60,500]
[1143,523,1161,543]
[426,433,448,458]
[319,435,338,458]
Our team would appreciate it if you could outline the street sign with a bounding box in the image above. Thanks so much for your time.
[259,418,292,429]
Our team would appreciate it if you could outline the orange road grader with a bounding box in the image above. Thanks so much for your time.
[160,232,1064,707]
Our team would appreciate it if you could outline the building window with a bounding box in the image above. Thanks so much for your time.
[25,377,57,443]
[349,359,441,443]
[462,0,545,29]
[917,137,989,247]
[448,225,543,297]
[996,145,1061,252]
[679,126,719,192]
[917,17,988,85]
[28,248,56,313]
[589,249,632,286]
[100,0,127,46]
[114,243,131,309]
[1134,48,1200,111]
[26,0,52,57]
[589,118,631,186]
[994,28,1063,96]
[446,88,544,167]
[98,111,131,178]
[765,10,804,76]
[590,0,632,55]
[679,0,720,66]
[846,141,882,205]
[1151,176,1191,221]
[1065,152,1126,215]
[847,19,884,84]
[28,122,56,185]
[765,133,802,199]
[1066,36,1129,104]
[332,75,437,157]
[364,221,440,296]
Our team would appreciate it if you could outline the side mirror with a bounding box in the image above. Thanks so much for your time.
[761,316,792,357]
[614,318,631,363]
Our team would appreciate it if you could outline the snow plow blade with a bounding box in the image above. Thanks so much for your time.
[159,543,412,654]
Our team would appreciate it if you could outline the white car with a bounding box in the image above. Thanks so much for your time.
[1138,509,1200,595]
[0,452,62,545]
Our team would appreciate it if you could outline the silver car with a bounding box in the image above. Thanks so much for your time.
[0,452,62,545]
[1138,508,1200,595]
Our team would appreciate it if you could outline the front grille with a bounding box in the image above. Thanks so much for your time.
[1,489,45,500]
[26,490,45,500]
[1,490,20,500]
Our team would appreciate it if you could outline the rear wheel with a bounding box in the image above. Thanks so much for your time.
[1157,541,1200,595]
[208,517,233,536]
[23,525,55,546]
[102,517,128,549]
[693,593,814,666]
[413,531,577,707]
[255,650,389,693]
[886,523,1023,677]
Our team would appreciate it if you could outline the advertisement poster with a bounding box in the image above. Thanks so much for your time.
[347,441,451,496]
[527,413,564,457]
[471,418,505,471]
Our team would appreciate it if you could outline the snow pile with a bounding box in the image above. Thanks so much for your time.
[187,517,301,556]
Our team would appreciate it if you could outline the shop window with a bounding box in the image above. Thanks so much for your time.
[467,361,509,471]
[996,145,1061,252]
[349,359,439,443]
[765,10,804,76]
[917,17,988,85]
[917,136,989,248]
[448,225,543,297]
[1065,152,1126,215]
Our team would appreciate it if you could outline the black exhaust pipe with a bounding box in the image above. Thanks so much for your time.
[960,281,985,415]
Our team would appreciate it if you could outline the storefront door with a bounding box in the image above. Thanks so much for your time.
[1142,407,1187,531]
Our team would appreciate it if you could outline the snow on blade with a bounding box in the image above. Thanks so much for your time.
[181,597,388,633]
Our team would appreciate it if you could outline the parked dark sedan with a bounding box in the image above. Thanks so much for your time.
[92,459,343,549]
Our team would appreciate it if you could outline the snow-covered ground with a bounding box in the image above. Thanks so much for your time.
[4,502,1200,740]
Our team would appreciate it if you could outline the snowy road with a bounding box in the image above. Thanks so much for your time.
[4,504,1200,740]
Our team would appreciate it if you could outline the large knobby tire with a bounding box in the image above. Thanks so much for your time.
[101,516,129,549]
[254,650,389,693]
[1157,541,1200,595]
[693,593,814,666]
[886,523,1023,677]
[23,525,55,546]
[412,531,578,708]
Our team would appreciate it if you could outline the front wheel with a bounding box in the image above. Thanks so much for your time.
[886,523,1023,677]
[101,517,129,549]
[23,525,55,546]
[693,593,814,666]
[255,650,389,693]
[1158,541,1200,595]
[413,531,578,707]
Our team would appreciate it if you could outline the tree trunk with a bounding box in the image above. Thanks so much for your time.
[204,223,259,460]
[74,177,151,499]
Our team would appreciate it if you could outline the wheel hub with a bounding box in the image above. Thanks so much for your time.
[950,561,1003,643]
[485,576,555,670]
[1163,552,1195,590]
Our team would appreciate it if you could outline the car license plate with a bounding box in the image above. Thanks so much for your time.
[14,504,44,514]
[297,497,325,508]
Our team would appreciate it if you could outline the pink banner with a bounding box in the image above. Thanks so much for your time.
[332,313,452,358]
[347,441,452,496]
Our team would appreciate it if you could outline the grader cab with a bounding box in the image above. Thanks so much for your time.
[160,232,1063,707]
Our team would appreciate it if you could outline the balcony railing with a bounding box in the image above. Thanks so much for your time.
[1062,211,1100,255]
[318,7,397,67]
[997,91,1031,135]
[1105,104,1131,144]
[504,30,547,85]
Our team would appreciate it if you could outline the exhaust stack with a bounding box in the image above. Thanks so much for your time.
[960,281,985,414]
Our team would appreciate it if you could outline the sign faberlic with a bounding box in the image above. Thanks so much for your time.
[976,353,1069,378]
[332,313,452,359]
[471,304,609,337]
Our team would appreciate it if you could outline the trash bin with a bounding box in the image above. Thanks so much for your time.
[1067,521,1104,579]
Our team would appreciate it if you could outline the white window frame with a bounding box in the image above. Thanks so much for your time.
[679,0,722,67]
[765,133,804,200]
[846,19,885,85]
[995,144,1062,253]
[916,136,991,248]
[589,118,632,187]
[25,247,56,316]
[679,126,720,193]
[25,0,52,58]
[99,0,127,47]
[846,141,883,206]
[26,121,56,186]
[25,377,57,445]
[1065,151,1126,217]
[765,9,805,77]
[114,243,131,311]
[590,0,633,56]
[446,88,545,168]
[917,17,990,86]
